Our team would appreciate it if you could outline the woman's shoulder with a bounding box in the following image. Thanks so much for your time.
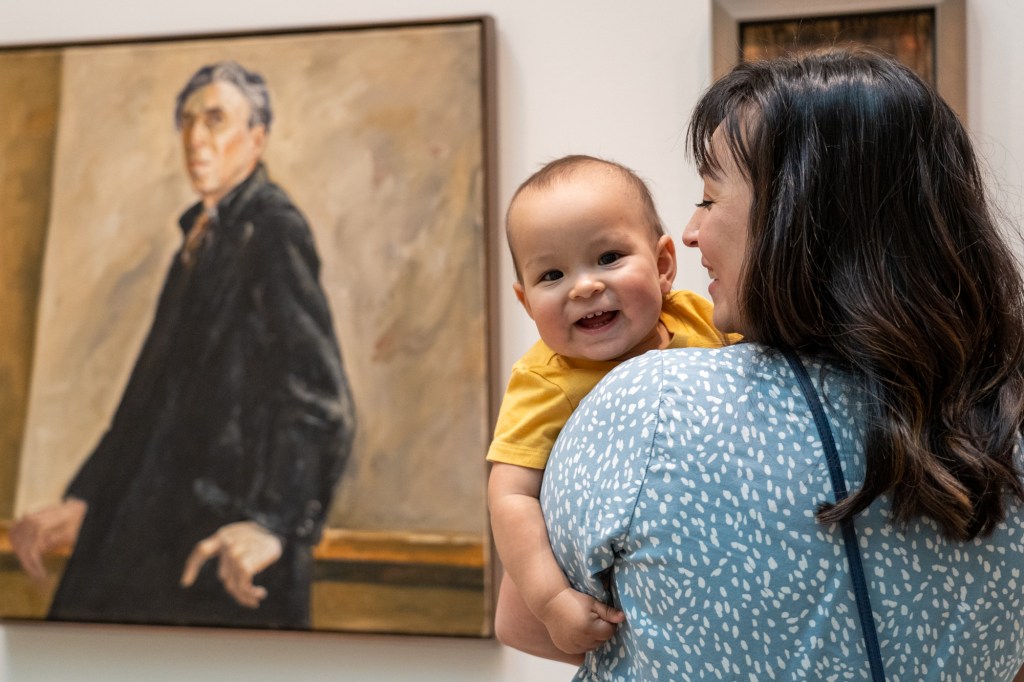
[601,343,851,411]
[581,344,778,414]
[596,344,858,406]
[609,342,779,382]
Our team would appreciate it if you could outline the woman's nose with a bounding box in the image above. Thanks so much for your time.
[682,212,700,248]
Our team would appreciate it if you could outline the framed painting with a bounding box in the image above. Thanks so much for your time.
[0,16,498,637]
[740,9,936,84]
[711,0,965,121]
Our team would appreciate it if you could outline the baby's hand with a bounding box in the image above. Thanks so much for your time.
[541,587,625,654]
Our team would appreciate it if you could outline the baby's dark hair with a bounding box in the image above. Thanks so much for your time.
[506,154,665,281]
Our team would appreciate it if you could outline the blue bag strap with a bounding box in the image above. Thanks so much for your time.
[781,348,886,681]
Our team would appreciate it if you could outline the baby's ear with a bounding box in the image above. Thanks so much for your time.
[656,234,677,294]
[513,281,534,319]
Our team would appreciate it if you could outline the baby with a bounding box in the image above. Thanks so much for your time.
[487,155,734,655]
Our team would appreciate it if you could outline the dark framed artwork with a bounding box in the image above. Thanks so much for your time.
[0,16,498,637]
[740,9,935,84]
[711,0,965,120]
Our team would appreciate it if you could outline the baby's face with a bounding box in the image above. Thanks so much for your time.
[510,173,674,362]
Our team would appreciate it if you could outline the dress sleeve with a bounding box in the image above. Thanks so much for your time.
[244,209,356,544]
[486,365,575,470]
[540,352,664,601]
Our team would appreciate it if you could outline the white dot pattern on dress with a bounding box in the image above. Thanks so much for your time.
[541,345,1024,681]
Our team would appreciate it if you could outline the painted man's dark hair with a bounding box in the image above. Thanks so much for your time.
[689,46,1024,541]
[174,61,273,132]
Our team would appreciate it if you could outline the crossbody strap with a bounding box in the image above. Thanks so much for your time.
[781,349,886,681]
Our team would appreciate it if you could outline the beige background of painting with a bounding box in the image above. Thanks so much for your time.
[11,24,489,534]
[0,52,60,518]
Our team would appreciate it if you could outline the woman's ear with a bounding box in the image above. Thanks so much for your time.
[656,234,677,294]
[513,281,534,319]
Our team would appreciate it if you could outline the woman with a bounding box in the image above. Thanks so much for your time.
[527,48,1024,679]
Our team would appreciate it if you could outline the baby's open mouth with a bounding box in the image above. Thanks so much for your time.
[576,310,618,330]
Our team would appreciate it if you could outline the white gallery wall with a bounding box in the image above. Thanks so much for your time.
[1,1,1022,680]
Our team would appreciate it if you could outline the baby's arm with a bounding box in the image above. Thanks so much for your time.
[488,462,624,654]
[493,573,583,664]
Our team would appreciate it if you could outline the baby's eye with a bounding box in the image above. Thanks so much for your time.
[695,199,713,209]
[598,252,621,266]
[539,270,563,283]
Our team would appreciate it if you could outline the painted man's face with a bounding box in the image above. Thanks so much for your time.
[179,80,266,208]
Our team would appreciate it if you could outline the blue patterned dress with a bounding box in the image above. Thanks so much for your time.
[541,344,1024,681]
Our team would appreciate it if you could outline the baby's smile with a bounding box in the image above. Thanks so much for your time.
[576,310,618,330]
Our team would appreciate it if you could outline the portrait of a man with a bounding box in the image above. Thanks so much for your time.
[8,61,356,630]
[1,20,493,638]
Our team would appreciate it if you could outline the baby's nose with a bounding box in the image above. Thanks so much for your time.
[570,275,605,299]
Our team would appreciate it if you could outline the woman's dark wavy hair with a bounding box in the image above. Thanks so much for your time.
[689,47,1024,541]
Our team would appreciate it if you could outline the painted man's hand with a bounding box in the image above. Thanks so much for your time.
[9,498,88,581]
[180,521,283,608]
[541,587,625,654]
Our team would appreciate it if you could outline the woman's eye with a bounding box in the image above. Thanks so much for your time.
[695,199,713,209]
[539,270,563,283]
[598,252,621,266]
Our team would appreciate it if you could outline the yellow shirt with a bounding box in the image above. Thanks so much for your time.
[487,290,734,470]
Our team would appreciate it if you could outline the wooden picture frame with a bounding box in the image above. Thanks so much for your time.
[0,16,498,638]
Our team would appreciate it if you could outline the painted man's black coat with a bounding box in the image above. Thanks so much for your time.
[49,165,355,629]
